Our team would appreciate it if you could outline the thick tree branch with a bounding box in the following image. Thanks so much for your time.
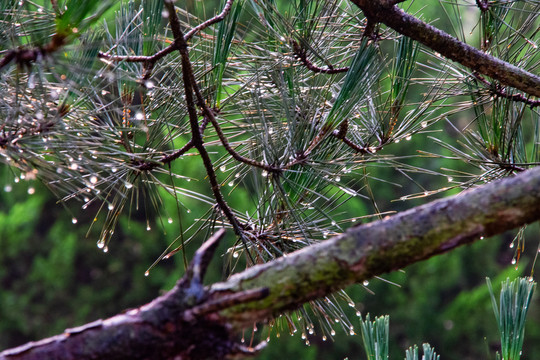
[3,167,540,360]
[210,166,540,325]
[0,229,269,360]
[350,0,540,98]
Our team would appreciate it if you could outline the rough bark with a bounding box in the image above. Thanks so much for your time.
[350,0,540,98]
[2,167,540,360]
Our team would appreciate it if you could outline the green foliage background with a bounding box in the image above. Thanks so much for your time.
[0,0,539,359]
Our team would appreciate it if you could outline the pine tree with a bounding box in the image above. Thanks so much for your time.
[0,0,539,359]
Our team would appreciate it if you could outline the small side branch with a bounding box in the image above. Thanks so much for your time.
[184,0,236,41]
[473,73,540,108]
[332,120,381,154]
[291,40,349,74]
[0,33,67,70]
[98,0,235,79]
[165,0,245,235]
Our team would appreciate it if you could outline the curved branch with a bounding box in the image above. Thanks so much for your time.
[350,0,540,98]
[211,166,540,325]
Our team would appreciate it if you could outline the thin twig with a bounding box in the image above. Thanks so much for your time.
[189,78,282,173]
[331,122,380,154]
[165,0,245,235]
[184,0,236,41]
[291,40,349,74]
[97,0,235,78]
[98,44,177,64]
[473,73,540,108]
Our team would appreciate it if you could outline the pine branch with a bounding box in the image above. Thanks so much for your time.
[473,73,540,108]
[291,40,349,74]
[97,0,236,79]
[164,0,245,236]
[350,0,540,98]
[2,166,540,360]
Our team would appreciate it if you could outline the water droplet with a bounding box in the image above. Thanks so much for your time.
[168,217,173,224]
[511,258,516,265]
[349,329,355,335]
[509,242,514,248]
[220,165,226,172]
[235,172,240,178]
[14,178,19,183]
[421,121,428,128]
[305,341,310,346]
[405,135,412,141]
[331,220,337,226]
[348,302,355,307]
[27,187,35,195]
[144,80,155,89]
[356,311,361,317]
[228,181,234,187]
[103,246,109,253]
[97,241,105,249]
[125,182,133,189]
[447,177,453,182]
[108,203,114,211]
[90,176,98,184]
[161,9,169,18]
[4,185,12,192]
[72,218,78,224]
[144,270,150,277]
[261,171,268,177]
[111,167,118,173]
[146,225,151,231]
[233,251,239,258]
[480,236,485,240]
[322,336,327,341]
[70,163,78,170]
[330,330,336,336]
[395,139,400,143]
[135,112,144,120]
[186,209,191,214]
[335,176,341,182]
[363,280,369,286]
[301,333,306,340]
